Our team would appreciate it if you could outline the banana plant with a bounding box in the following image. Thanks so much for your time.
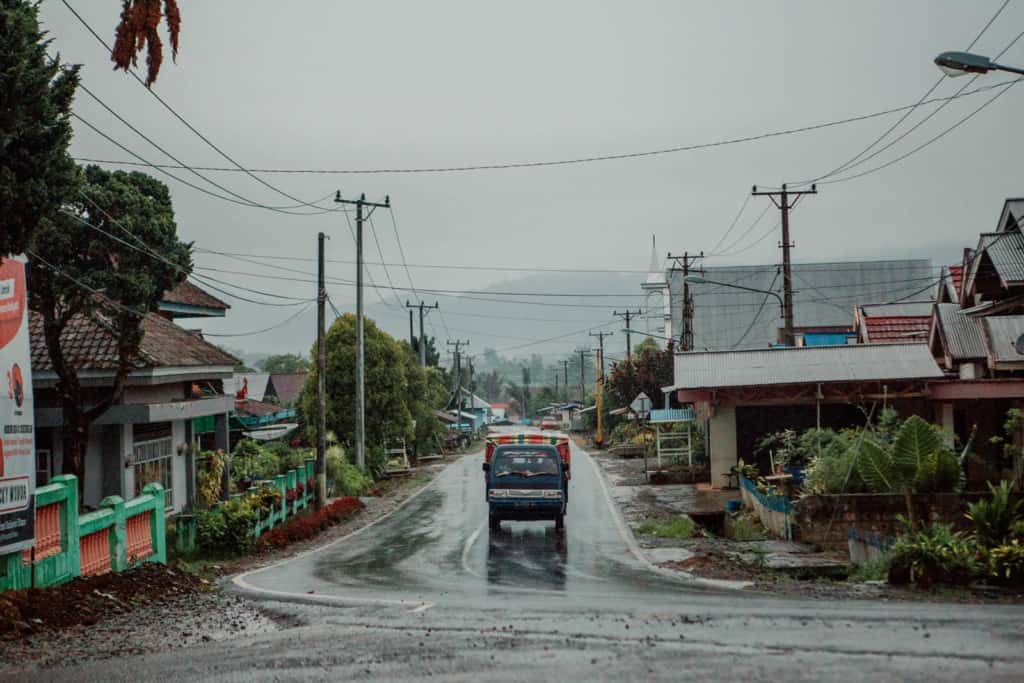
[853,416,960,526]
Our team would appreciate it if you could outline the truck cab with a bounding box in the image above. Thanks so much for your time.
[483,442,567,532]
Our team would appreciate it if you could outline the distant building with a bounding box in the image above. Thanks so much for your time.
[658,259,934,350]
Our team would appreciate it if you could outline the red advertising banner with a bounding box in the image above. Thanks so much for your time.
[0,255,35,555]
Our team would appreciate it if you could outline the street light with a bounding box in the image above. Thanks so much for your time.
[934,51,1024,77]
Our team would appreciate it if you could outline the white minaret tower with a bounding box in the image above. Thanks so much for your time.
[640,235,671,346]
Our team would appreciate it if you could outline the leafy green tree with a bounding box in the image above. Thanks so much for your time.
[477,369,504,402]
[303,315,415,466]
[607,338,674,410]
[30,165,191,490]
[259,353,310,374]
[0,0,80,257]
[410,335,441,367]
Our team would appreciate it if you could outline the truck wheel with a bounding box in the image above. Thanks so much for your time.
[489,514,501,532]
[554,514,564,532]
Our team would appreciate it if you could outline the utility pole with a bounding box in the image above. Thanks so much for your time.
[667,252,704,351]
[561,359,570,403]
[752,183,817,347]
[575,348,591,403]
[614,309,643,359]
[522,366,531,418]
[589,331,613,448]
[552,370,560,401]
[447,339,470,413]
[335,192,390,471]
[315,232,327,509]
[407,308,415,348]
[406,300,439,367]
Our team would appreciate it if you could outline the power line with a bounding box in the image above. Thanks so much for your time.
[60,0,340,214]
[820,77,1022,186]
[202,302,315,337]
[26,250,148,317]
[69,79,1020,176]
[792,0,1012,186]
[732,271,781,349]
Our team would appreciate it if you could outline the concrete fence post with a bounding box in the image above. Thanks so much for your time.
[142,483,167,564]
[49,474,81,583]
[274,474,287,524]
[99,495,127,572]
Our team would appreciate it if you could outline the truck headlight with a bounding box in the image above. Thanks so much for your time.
[489,489,509,498]
[541,490,563,499]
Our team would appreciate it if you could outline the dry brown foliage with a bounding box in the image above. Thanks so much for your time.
[110,0,181,87]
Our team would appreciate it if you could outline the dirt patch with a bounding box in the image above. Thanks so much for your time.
[0,563,209,638]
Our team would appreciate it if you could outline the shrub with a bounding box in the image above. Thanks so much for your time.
[196,450,226,508]
[195,498,257,556]
[636,515,695,539]
[966,481,1022,548]
[256,497,365,550]
[247,484,282,518]
[889,522,980,588]
[988,539,1024,586]
[334,461,372,497]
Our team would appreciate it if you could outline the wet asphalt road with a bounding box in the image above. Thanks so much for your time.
[37,434,1024,681]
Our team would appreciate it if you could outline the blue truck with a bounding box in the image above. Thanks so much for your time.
[483,437,569,532]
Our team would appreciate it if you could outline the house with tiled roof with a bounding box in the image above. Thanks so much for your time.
[265,372,308,407]
[854,301,933,344]
[158,279,230,320]
[32,284,237,513]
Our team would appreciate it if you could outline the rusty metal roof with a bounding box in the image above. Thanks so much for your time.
[671,343,942,390]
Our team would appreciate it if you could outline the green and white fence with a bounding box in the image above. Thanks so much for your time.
[0,475,166,592]
[234,459,316,537]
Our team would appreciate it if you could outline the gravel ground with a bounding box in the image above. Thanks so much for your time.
[0,458,455,675]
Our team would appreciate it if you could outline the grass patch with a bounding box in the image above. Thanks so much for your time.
[848,555,890,583]
[636,515,696,539]
[727,510,767,541]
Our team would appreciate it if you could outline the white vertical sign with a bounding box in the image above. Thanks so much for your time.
[0,255,35,555]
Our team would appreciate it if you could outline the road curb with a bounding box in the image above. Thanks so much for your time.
[582,444,751,592]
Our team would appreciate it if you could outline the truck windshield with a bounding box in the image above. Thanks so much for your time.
[493,449,559,477]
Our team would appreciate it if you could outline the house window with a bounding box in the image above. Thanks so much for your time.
[132,422,174,510]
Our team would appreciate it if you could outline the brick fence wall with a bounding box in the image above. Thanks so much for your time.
[792,492,1014,549]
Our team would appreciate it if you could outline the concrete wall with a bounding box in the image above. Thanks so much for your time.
[708,403,737,488]
[793,492,1021,549]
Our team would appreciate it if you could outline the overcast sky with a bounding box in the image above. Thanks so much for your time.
[39,0,1024,362]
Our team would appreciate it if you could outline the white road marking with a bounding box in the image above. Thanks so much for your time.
[408,602,434,613]
[460,521,487,580]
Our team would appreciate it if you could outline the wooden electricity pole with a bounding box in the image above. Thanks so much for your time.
[614,308,643,358]
[334,192,390,470]
[315,231,327,508]
[668,252,703,351]
[751,183,817,347]
[589,331,613,448]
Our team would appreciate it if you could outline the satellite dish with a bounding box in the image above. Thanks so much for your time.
[1015,334,1024,355]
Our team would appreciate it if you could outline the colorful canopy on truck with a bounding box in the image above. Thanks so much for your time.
[485,433,571,468]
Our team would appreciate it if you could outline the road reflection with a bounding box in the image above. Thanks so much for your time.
[486,525,568,592]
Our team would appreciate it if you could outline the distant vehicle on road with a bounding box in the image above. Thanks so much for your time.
[540,416,560,430]
[483,434,571,531]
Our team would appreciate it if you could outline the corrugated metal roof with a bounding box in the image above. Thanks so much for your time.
[672,343,942,390]
[859,301,933,318]
[935,303,986,360]
[982,230,1024,285]
[981,316,1024,362]
[668,259,934,351]
[998,198,1024,232]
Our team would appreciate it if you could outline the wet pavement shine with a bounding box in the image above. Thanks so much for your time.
[33,433,1024,681]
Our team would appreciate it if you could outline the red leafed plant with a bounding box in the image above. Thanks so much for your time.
[256,497,365,550]
[111,0,181,87]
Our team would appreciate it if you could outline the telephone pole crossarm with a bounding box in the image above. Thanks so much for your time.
[667,252,704,351]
